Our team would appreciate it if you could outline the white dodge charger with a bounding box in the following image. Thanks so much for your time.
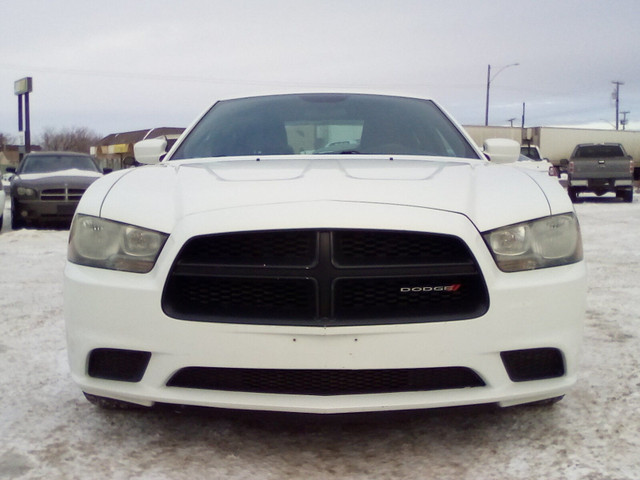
[64,93,586,413]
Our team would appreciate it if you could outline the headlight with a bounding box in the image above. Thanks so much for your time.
[483,213,583,272]
[68,215,168,273]
[16,187,37,197]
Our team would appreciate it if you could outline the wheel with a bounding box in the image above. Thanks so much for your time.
[11,207,25,230]
[567,187,581,203]
[623,188,634,203]
[83,392,147,410]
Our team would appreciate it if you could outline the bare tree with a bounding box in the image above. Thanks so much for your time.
[41,127,102,153]
[0,132,13,148]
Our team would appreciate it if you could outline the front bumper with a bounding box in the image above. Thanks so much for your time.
[13,198,79,224]
[569,178,634,188]
[64,203,586,413]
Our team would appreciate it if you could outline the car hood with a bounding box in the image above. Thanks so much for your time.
[86,156,571,233]
[515,159,554,173]
[15,169,103,187]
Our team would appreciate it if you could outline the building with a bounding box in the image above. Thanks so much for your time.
[0,145,42,174]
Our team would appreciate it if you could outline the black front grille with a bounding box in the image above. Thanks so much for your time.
[168,276,316,320]
[41,187,86,201]
[333,230,471,266]
[334,276,486,320]
[162,230,489,326]
[178,230,317,266]
[167,366,486,395]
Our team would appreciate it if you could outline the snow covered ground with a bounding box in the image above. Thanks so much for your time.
[1,194,639,479]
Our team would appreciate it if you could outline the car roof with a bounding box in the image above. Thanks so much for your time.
[575,142,622,147]
[213,90,434,103]
[24,151,92,156]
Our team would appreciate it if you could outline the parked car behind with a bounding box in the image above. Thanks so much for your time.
[515,154,558,177]
[517,145,558,176]
[520,145,543,160]
[8,151,106,229]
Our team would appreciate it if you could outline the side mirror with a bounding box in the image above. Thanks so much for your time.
[482,138,520,164]
[6,166,16,173]
[134,138,168,165]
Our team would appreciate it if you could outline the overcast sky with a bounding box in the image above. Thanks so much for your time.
[1,0,639,140]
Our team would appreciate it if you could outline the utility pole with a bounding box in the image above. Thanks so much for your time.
[621,111,630,131]
[507,118,516,127]
[485,65,491,126]
[612,80,624,130]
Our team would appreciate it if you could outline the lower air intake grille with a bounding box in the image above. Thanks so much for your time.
[167,367,486,395]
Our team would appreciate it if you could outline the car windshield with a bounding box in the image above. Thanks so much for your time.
[575,145,625,158]
[171,94,480,160]
[20,154,100,174]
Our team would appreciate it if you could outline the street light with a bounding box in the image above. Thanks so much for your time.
[484,63,519,126]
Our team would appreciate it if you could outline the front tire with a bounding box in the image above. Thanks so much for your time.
[568,187,581,203]
[520,395,565,407]
[83,392,148,410]
[11,207,25,230]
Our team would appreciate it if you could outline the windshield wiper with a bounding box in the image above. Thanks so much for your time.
[311,149,361,155]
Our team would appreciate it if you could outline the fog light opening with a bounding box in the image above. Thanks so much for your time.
[500,348,565,382]
[87,348,151,382]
